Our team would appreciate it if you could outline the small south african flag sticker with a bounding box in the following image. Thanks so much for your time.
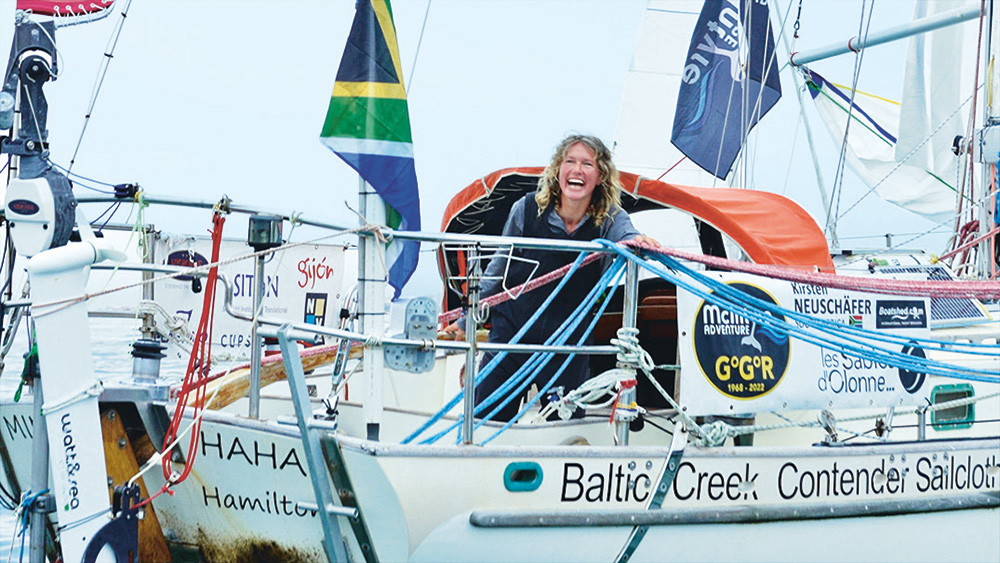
[849,315,863,327]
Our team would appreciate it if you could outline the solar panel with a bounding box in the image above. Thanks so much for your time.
[881,265,991,326]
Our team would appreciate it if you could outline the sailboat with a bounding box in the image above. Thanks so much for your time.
[0,0,998,562]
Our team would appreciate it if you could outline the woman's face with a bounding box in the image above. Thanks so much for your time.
[558,142,601,207]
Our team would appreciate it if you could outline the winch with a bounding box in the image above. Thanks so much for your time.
[1,15,77,257]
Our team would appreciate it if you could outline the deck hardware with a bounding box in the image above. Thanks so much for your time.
[503,462,543,492]
[615,425,687,563]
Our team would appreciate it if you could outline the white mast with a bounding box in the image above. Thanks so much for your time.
[981,0,999,278]
[358,178,386,440]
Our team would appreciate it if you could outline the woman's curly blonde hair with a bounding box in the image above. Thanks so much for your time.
[535,134,622,226]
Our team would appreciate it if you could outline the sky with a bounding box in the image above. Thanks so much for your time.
[0,0,977,300]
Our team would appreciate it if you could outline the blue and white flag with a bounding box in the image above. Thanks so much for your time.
[671,0,781,179]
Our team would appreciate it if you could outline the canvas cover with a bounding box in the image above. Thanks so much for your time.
[439,167,834,310]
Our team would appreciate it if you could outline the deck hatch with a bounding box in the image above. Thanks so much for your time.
[930,383,975,431]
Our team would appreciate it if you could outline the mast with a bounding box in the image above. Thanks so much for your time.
[358,178,386,441]
[981,0,999,279]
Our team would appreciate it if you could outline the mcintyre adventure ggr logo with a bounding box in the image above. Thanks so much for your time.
[694,283,790,399]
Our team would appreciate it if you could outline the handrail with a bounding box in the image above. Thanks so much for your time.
[253,315,618,356]
[76,193,617,253]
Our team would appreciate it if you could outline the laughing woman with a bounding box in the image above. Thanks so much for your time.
[445,134,658,421]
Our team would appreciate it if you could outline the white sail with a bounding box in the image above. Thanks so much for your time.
[612,0,724,187]
[809,0,978,223]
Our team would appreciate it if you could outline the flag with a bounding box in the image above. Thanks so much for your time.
[321,0,420,298]
[805,68,958,223]
[671,0,781,179]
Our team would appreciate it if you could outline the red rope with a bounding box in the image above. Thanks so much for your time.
[656,156,688,181]
[139,212,226,507]
[439,241,1000,327]
[628,240,1000,299]
[438,252,603,324]
[609,379,638,423]
[940,221,997,264]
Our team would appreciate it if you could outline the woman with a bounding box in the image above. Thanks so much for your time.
[445,134,657,421]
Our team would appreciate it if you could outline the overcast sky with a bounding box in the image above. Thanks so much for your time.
[0,0,971,299]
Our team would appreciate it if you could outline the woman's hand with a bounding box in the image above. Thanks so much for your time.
[441,322,466,341]
[630,234,662,249]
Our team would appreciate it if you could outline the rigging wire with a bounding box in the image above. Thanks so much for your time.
[774,0,832,208]
[699,0,755,186]
[824,2,988,266]
[48,161,115,193]
[826,0,876,246]
[945,0,988,275]
[20,81,48,153]
[66,0,135,175]
[709,0,792,189]
[405,0,432,94]
[836,225,950,241]
[738,0,794,191]
[833,87,980,222]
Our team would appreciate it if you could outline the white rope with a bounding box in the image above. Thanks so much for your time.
[6,491,28,563]
[40,380,103,415]
[136,300,236,365]
[535,368,635,421]
[605,322,1000,446]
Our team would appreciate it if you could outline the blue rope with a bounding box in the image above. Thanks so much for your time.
[603,243,1000,383]
[646,252,999,380]
[471,258,626,433]
[419,257,624,445]
[17,489,48,562]
[651,252,998,355]
[48,160,116,193]
[400,251,593,444]
[408,238,998,446]
[480,263,626,445]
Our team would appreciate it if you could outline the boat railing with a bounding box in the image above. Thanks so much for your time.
[59,196,646,436]
[64,196,1000,447]
[250,232,646,444]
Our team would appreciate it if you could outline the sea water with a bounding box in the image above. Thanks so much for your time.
[0,316,171,561]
